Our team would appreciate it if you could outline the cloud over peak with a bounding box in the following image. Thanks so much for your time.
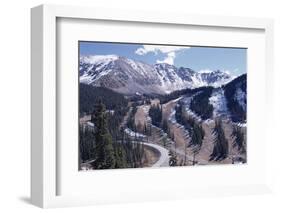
[135,45,190,65]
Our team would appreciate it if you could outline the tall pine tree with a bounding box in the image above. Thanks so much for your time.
[231,125,246,153]
[210,119,229,161]
[92,101,116,169]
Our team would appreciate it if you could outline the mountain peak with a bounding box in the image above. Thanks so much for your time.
[80,55,235,94]
[80,55,119,64]
[198,69,215,74]
[154,63,176,68]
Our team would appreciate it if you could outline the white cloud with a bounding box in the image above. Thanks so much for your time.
[135,45,190,65]
[156,52,176,64]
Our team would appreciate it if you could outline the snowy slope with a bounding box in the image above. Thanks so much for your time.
[209,88,229,118]
[235,88,246,111]
[177,75,247,123]
[79,55,234,94]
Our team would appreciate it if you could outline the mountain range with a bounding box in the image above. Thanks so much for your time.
[79,55,235,94]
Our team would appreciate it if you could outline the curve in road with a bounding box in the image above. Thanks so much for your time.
[141,142,170,167]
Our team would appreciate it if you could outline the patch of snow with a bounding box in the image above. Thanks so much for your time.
[205,119,215,124]
[235,88,246,111]
[211,76,235,88]
[80,74,94,84]
[124,128,146,138]
[125,58,139,70]
[180,94,203,122]
[197,69,214,74]
[209,88,229,117]
[168,106,191,139]
[171,97,183,103]
[190,74,206,88]
[106,110,115,115]
[80,55,118,64]
[236,122,247,128]
[168,108,177,124]
[86,121,95,127]
[184,107,202,123]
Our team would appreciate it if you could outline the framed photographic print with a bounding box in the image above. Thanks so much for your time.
[78,41,247,170]
[31,4,274,208]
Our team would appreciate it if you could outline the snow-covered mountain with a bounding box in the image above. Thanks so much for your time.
[181,74,247,123]
[209,73,246,123]
[80,55,235,94]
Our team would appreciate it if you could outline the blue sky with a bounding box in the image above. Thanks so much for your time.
[79,41,247,76]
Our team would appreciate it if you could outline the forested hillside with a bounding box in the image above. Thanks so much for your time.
[80,102,145,169]
[79,84,128,114]
[190,87,214,120]
[223,74,247,122]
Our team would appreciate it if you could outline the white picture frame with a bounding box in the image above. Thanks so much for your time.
[31,4,274,208]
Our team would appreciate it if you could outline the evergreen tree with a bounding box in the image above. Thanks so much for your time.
[175,103,183,124]
[170,131,175,141]
[231,125,246,153]
[169,150,177,166]
[92,101,116,169]
[210,119,229,161]
[79,125,95,162]
[189,122,205,148]
[114,144,127,168]
[149,104,162,127]
[190,87,214,120]
[143,123,147,135]
[162,119,169,133]
[162,136,168,148]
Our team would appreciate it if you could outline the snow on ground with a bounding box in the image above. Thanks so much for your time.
[168,108,177,124]
[235,88,246,111]
[124,125,169,167]
[80,55,118,84]
[86,121,95,127]
[190,74,207,88]
[168,106,191,139]
[167,95,203,125]
[181,96,203,123]
[80,68,113,84]
[235,122,247,128]
[124,128,146,138]
[209,88,229,118]
[79,73,94,84]
[171,96,183,103]
[184,108,203,123]
[80,55,118,64]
